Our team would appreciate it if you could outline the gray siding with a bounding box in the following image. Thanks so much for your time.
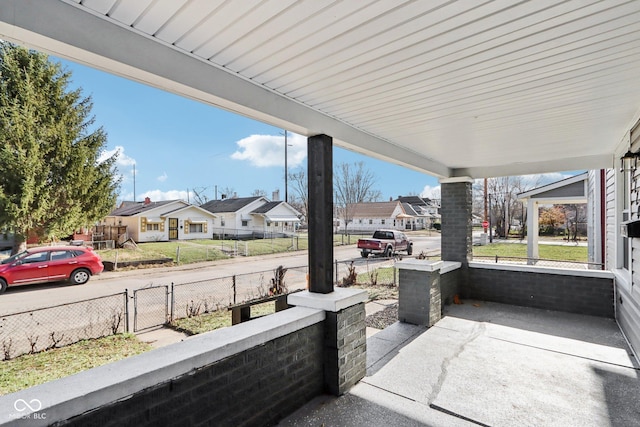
[605,169,616,268]
[606,165,640,358]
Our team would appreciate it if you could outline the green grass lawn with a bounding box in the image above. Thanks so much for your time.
[0,334,151,395]
[172,301,275,335]
[473,243,587,262]
[95,234,369,264]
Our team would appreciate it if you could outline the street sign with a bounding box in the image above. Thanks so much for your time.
[482,221,489,229]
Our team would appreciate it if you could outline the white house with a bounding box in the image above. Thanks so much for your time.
[104,198,217,243]
[337,201,408,233]
[201,196,301,238]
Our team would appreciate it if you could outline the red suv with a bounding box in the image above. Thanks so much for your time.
[0,246,104,293]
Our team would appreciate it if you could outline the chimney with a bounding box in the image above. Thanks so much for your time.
[272,189,280,201]
[144,197,151,205]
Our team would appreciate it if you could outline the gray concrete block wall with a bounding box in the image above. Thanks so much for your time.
[440,269,460,307]
[324,303,366,395]
[441,181,473,265]
[398,269,441,326]
[466,268,614,318]
[63,323,324,427]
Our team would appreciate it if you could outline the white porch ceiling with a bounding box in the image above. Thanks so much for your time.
[2,0,640,178]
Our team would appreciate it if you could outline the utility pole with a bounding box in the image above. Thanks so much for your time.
[484,178,488,231]
[284,130,288,203]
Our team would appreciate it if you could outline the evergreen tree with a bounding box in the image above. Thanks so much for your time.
[0,42,119,253]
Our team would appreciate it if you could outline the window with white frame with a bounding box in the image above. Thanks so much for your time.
[147,223,160,231]
[189,223,203,233]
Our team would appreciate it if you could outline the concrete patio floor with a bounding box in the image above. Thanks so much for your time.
[279,301,640,427]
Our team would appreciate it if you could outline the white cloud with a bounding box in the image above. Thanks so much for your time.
[99,146,137,184]
[140,189,191,202]
[231,133,306,168]
[421,185,441,199]
[99,145,136,167]
[157,172,168,182]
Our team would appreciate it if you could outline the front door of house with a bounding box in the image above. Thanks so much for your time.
[168,218,178,240]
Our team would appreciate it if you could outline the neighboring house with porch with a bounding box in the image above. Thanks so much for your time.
[200,196,301,238]
[104,198,217,243]
[337,201,408,232]
[396,196,441,229]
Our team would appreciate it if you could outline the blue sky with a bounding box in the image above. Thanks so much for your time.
[58,57,442,204]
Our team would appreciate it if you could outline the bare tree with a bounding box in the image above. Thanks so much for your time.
[481,175,541,238]
[334,161,382,233]
[288,168,308,221]
[191,186,211,205]
[218,186,235,199]
[251,189,267,197]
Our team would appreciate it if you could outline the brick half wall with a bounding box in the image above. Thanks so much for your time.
[65,323,324,427]
[0,307,326,427]
[466,263,615,318]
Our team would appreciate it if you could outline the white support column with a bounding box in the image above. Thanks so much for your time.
[527,199,539,263]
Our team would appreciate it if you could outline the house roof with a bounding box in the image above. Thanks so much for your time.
[200,197,264,214]
[4,2,639,179]
[349,201,404,218]
[109,200,179,217]
[250,201,301,222]
[250,201,281,214]
[517,172,588,204]
[396,196,431,207]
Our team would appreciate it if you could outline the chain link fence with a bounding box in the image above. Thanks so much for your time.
[0,258,402,360]
[133,286,169,332]
[0,292,128,361]
[170,265,309,322]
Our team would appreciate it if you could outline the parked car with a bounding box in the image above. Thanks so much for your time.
[357,229,413,258]
[0,246,104,293]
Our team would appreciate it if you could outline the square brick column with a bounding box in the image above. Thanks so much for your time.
[289,288,368,396]
[440,177,474,265]
[397,260,463,326]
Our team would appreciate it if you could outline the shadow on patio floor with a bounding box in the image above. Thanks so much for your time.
[279,301,640,427]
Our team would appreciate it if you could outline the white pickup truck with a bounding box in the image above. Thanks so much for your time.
[357,229,413,258]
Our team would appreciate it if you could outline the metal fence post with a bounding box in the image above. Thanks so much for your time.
[335,259,338,284]
[124,288,130,333]
[233,275,237,304]
[170,282,175,323]
[176,246,181,264]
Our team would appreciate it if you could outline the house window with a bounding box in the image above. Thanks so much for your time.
[189,223,203,233]
[381,219,385,225]
[147,223,160,231]
[221,219,225,226]
[242,220,248,227]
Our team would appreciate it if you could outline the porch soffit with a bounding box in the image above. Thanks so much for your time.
[2,1,640,178]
